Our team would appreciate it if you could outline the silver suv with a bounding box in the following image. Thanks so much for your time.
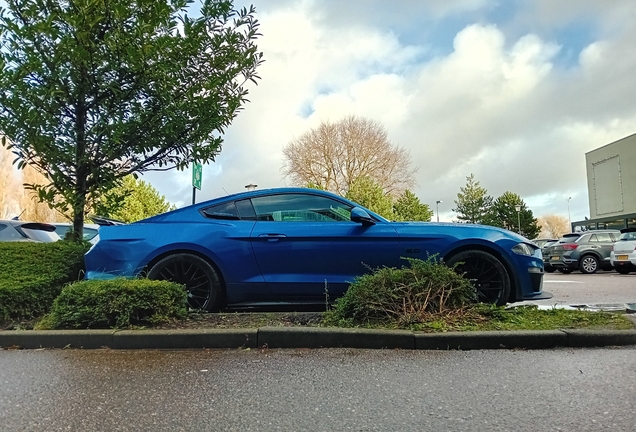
[545,230,621,274]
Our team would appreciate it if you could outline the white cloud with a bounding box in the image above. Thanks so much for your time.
[147,0,636,227]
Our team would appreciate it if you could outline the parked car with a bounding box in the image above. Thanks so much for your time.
[610,228,636,274]
[534,238,558,249]
[546,230,621,274]
[0,219,60,242]
[540,239,559,273]
[85,188,551,310]
[51,223,100,241]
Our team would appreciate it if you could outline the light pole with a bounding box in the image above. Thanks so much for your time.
[436,200,442,222]
[515,204,522,234]
[567,197,572,232]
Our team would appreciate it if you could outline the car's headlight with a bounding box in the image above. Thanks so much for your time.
[512,243,536,256]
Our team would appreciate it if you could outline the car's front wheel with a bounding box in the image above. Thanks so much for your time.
[446,250,511,306]
[579,255,599,274]
[147,253,223,311]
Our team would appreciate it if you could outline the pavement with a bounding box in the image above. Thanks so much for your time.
[2,319,636,351]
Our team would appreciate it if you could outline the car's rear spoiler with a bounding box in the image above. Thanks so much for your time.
[19,222,56,232]
[89,215,126,226]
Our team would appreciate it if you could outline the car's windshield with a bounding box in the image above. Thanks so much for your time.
[619,231,636,241]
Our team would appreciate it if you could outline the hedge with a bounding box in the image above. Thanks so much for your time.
[41,279,188,329]
[0,241,89,322]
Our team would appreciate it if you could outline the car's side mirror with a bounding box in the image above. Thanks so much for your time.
[350,207,375,226]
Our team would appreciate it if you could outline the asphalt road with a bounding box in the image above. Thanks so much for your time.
[519,271,636,306]
[1,347,635,431]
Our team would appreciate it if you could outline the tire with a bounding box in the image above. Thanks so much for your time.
[579,255,599,274]
[614,267,631,275]
[147,253,223,311]
[446,250,511,306]
[544,266,556,273]
[557,268,573,274]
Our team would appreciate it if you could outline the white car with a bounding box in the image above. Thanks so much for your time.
[610,229,636,274]
[0,219,61,242]
[51,223,100,241]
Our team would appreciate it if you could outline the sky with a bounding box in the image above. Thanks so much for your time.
[20,0,636,223]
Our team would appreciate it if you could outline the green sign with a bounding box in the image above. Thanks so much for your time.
[192,163,202,190]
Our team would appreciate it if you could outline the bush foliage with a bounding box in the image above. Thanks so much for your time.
[0,241,89,322]
[324,257,477,328]
[41,279,188,329]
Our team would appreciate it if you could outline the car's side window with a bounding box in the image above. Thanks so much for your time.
[595,233,613,242]
[250,194,353,222]
[201,202,239,220]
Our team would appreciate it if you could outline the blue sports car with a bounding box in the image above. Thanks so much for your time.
[85,188,551,310]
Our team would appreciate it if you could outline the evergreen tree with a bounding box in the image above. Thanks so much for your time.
[345,176,395,220]
[484,191,541,238]
[453,174,493,224]
[393,190,433,221]
[96,176,176,223]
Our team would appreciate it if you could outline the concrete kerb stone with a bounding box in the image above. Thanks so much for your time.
[1,328,635,350]
[561,329,636,348]
[112,329,258,349]
[414,330,567,350]
[257,326,415,349]
[0,330,115,349]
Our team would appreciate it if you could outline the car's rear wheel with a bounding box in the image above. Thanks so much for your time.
[557,268,573,274]
[579,255,599,274]
[544,266,556,273]
[614,267,631,275]
[446,250,511,306]
[147,253,223,311]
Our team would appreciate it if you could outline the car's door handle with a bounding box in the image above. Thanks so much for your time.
[258,233,287,242]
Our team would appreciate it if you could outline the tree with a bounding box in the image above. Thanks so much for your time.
[393,190,433,221]
[19,163,62,222]
[537,214,570,238]
[0,138,19,218]
[452,173,493,224]
[282,116,416,197]
[96,175,176,223]
[345,176,395,220]
[0,0,263,239]
[484,191,541,239]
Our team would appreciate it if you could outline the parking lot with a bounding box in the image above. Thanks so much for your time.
[518,270,635,306]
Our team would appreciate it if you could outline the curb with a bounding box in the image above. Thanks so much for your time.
[1,328,635,350]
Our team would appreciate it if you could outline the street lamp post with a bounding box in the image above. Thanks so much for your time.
[567,197,572,232]
[515,204,522,234]
[436,200,442,222]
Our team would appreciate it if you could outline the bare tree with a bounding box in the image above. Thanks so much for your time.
[0,140,20,218]
[538,214,570,238]
[282,116,416,196]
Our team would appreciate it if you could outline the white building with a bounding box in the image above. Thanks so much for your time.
[573,133,636,231]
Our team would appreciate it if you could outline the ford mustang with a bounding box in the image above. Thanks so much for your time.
[85,188,551,310]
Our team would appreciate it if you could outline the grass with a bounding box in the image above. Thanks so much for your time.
[147,305,634,333]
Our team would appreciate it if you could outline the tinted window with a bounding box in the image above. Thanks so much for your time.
[236,199,256,220]
[0,224,24,241]
[202,202,239,219]
[250,194,353,222]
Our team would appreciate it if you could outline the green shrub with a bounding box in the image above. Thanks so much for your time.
[324,257,476,328]
[0,241,89,322]
[40,279,188,329]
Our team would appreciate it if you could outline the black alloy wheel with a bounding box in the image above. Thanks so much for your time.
[446,250,511,306]
[147,253,223,311]
[557,268,573,274]
[579,255,599,274]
